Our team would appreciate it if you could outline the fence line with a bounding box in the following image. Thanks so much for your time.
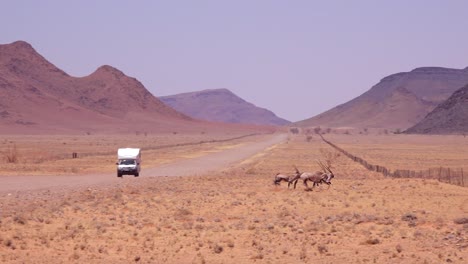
[319,135,467,187]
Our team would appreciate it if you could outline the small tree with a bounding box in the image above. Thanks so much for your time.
[290,127,299,134]
[314,127,321,134]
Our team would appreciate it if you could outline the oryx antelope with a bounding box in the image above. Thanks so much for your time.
[273,173,291,185]
[273,170,301,188]
[291,161,335,190]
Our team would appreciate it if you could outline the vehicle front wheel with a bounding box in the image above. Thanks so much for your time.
[134,173,139,177]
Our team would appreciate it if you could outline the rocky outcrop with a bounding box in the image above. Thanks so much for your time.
[404,84,468,134]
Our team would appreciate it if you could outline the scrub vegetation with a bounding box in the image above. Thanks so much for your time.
[0,133,467,263]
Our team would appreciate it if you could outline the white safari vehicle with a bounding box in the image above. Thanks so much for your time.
[116,148,141,177]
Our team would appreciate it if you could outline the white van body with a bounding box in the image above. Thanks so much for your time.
[117,148,141,177]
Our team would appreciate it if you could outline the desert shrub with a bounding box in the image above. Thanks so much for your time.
[401,213,418,227]
[454,217,468,224]
[395,244,403,253]
[317,244,328,254]
[4,239,14,248]
[13,215,27,225]
[245,168,256,174]
[5,144,19,163]
[213,244,223,254]
[401,213,417,221]
[174,208,192,220]
[290,127,299,134]
[365,238,380,245]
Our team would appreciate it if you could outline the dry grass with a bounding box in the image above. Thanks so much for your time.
[0,132,259,175]
[4,144,19,163]
[0,133,467,263]
[322,133,468,172]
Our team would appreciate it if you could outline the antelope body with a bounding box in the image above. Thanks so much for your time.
[273,173,291,185]
[274,172,301,188]
[291,161,335,190]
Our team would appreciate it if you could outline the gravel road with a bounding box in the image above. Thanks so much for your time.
[0,133,287,194]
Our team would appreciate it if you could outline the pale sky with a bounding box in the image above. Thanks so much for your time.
[2,0,468,122]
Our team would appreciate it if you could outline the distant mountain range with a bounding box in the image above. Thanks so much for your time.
[295,67,468,130]
[404,83,468,134]
[0,41,270,134]
[4,40,468,135]
[160,89,290,126]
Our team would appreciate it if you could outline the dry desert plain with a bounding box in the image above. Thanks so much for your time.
[0,132,467,263]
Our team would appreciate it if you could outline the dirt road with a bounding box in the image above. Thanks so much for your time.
[0,133,287,194]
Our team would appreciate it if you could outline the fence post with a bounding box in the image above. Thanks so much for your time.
[462,169,464,187]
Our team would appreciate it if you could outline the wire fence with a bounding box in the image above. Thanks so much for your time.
[320,135,467,187]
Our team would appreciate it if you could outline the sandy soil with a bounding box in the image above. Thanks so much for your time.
[0,133,467,264]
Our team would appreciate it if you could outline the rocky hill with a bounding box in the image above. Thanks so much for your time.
[295,67,468,130]
[160,88,290,126]
[0,41,222,134]
[404,84,468,134]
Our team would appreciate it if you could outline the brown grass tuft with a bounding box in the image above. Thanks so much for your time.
[5,144,19,163]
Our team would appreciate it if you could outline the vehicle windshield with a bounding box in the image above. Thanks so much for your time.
[119,159,135,165]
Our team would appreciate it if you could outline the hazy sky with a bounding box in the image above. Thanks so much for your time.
[2,1,468,122]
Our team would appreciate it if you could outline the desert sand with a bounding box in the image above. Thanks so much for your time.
[0,132,467,263]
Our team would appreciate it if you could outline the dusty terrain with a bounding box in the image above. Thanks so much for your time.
[0,132,275,176]
[0,133,467,263]
[0,133,286,193]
